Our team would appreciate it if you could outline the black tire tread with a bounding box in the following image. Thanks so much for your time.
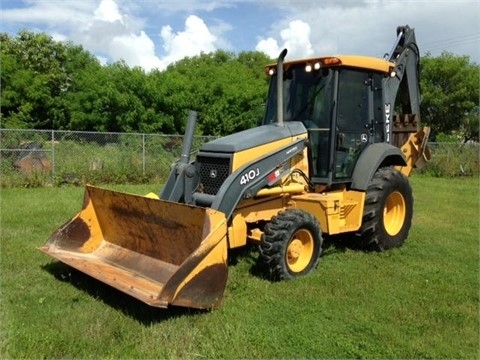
[358,167,413,251]
[259,209,322,281]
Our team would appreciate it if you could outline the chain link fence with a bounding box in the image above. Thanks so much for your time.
[0,128,478,187]
[0,129,216,187]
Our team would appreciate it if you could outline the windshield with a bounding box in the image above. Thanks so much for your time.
[264,65,334,129]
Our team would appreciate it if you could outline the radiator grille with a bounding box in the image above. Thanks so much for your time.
[196,155,231,195]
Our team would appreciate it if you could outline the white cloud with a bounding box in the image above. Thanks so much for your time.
[1,0,223,71]
[109,31,163,71]
[1,0,96,30]
[94,0,123,23]
[160,15,217,65]
[255,38,281,59]
[76,4,219,71]
[256,20,313,59]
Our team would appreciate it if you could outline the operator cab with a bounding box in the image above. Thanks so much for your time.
[264,58,387,185]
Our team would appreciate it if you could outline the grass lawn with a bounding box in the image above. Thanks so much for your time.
[1,176,478,359]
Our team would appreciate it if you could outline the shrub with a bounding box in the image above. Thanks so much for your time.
[420,142,479,177]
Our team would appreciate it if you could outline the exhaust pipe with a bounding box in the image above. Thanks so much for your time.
[160,110,198,202]
[276,48,288,127]
[180,110,197,164]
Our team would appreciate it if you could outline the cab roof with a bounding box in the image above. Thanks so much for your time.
[267,55,395,74]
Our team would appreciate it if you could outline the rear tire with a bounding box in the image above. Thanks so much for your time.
[358,167,413,251]
[259,209,323,281]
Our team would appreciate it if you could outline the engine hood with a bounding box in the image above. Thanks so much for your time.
[200,121,307,153]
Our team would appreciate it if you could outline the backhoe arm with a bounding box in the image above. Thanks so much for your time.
[383,25,430,172]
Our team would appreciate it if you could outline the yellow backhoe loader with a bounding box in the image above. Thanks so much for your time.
[40,25,430,309]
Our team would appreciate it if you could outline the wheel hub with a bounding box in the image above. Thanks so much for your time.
[286,229,314,273]
[287,239,303,262]
[383,190,406,236]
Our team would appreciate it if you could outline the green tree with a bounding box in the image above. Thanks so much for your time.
[64,52,106,131]
[0,30,107,130]
[420,52,479,141]
[1,30,272,135]
[0,31,71,129]
[150,50,271,135]
[462,106,479,142]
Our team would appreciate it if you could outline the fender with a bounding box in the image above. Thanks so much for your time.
[350,143,406,191]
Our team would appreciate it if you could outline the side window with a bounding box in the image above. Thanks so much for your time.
[335,69,370,179]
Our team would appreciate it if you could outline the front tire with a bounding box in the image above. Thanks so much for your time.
[259,209,323,281]
[358,167,413,251]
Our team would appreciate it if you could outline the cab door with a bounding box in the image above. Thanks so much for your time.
[333,69,383,180]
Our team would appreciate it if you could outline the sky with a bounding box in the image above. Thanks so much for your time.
[1,0,479,72]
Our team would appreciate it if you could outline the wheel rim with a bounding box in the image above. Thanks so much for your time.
[383,191,406,236]
[286,229,314,273]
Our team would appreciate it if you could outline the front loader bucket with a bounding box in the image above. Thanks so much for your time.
[39,185,228,309]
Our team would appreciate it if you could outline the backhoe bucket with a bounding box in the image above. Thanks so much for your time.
[39,185,228,309]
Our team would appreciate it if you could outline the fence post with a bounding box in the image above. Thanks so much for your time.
[51,129,55,184]
[142,133,146,175]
